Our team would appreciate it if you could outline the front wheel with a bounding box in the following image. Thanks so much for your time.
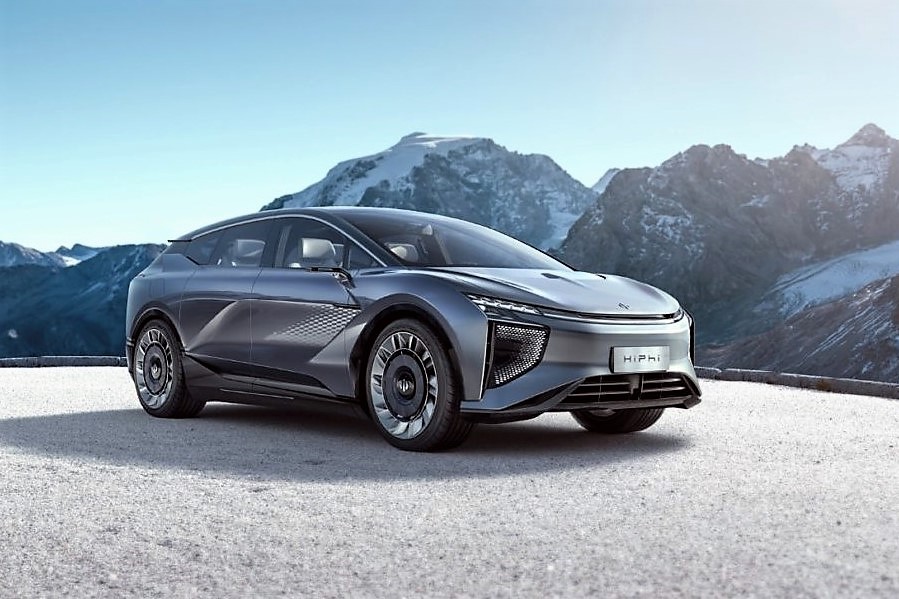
[132,319,205,418]
[365,319,473,451]
[571,408,664,433]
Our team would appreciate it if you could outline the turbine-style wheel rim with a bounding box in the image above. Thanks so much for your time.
[134,327,174,409]
[370,330,438,440]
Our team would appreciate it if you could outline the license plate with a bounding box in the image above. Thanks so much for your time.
[612,346,670,373]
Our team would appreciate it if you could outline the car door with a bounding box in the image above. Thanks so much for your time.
[250,217,364,395]
[178,219,273,377]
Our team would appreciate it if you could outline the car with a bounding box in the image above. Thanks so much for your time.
[125,207,700,451]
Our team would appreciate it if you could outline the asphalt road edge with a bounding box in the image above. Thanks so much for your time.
[1,357,896,400]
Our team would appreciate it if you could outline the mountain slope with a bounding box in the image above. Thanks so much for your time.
[561,124,899,343]
[0,241,66,268]
[263,133,597,249]
[0,244,164,357]
[757,238,899,318]
[701,274,899,382]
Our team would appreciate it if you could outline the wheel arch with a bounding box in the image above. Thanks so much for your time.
[128,306,183,371]
[349,303,465,412]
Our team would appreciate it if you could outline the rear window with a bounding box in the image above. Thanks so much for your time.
[185,231,223,265]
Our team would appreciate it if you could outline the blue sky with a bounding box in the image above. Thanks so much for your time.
[2,0,898,251]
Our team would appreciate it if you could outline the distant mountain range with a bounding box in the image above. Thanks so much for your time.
[0,245,164,357]
[0,242,104,269]
[2,124,896,383]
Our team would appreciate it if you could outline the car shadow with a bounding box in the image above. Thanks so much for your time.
[0,402,692,482]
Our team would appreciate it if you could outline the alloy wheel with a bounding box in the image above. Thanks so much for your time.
[369,330,439,439]
[134,326,174,409]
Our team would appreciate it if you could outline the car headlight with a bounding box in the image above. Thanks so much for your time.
[465,294,542,315]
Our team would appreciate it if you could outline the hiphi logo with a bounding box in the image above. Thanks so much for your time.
[618,302,630,310]
[623,353,662,363]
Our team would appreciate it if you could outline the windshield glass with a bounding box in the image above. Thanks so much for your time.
[342,211,571,270]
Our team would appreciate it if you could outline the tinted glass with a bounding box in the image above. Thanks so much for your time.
[209,220,272,268]
[185,231,222,265]
[271,217,378,270]
[342,212,570,270]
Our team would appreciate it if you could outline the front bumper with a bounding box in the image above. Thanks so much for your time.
[459,312,700,418]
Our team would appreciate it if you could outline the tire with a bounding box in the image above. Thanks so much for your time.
[132,319,205,418]
[365,318,473,451]
[571,408,664,433]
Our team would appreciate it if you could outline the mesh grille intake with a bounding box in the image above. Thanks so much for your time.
[487,323,548,388]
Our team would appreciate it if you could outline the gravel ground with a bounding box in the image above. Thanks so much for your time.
[0,367,896,598]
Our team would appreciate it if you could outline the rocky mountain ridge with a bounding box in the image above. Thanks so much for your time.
[560,123,899,345]
[263,132,597,249]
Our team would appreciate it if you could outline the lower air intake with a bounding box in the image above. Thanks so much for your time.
[486,323,548,388]
[560,372,696,408]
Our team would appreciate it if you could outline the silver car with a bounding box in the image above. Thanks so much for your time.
[126,207,700,451]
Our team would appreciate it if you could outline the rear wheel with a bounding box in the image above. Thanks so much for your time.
[365,319,473,451]
[571,408,664,433]
[132,319,205,418]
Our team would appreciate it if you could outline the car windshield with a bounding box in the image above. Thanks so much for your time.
[342,211,571,270]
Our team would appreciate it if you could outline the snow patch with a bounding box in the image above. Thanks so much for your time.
[591,168,620,194]
[802,143,890,192]
[280,133,484,208]
[760,239,899,317]
[638,203,702,257]
[741,194,770,208]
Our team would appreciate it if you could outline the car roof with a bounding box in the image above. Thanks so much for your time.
[172,206,433,241]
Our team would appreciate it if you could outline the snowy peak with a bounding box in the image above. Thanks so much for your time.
[263,132,597,249]
[840,123,891,148]
[54,243,104,266]
[795,124,895,193]
[391,132,483,151]
[265,132,488,210]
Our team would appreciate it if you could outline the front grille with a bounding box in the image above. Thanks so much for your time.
[560,372,695,407]
[485,322,548,388]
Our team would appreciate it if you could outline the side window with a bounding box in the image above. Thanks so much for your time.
[347,243,379,270]
[185,231,223,265]
[209,220,272,268]
[271,218,379,270]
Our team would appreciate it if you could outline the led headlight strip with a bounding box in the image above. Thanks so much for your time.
[465,294,542,315]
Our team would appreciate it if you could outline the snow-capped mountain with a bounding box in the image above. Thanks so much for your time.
[0,241,66,268]
[561,124,899,344]
[702,274,899,383]
[0,241,106,268]
[0,244,164,357]
[54,243,104,266]
[263,132,597,249]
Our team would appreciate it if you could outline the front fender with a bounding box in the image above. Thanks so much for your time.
[317,272,490,401]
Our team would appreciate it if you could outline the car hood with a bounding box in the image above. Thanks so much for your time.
[415,267,680,317]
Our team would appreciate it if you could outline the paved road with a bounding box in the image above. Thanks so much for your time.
[0,368,896,598]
